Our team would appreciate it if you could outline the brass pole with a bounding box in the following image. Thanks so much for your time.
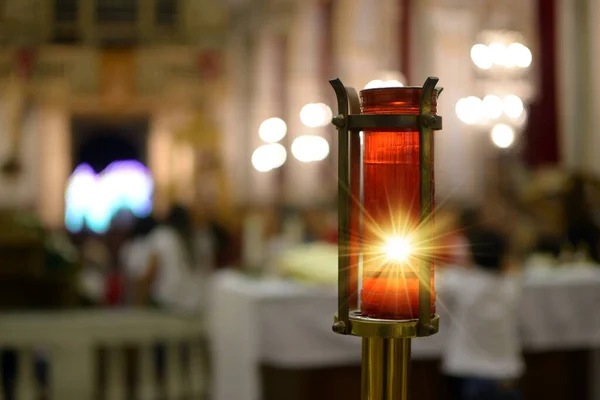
[361,338,411,400]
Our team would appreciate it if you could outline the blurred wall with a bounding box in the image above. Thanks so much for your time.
[412,2,483,204]
[0,98,40,210]
[2,0,592,227]
[556,0,600,176]
[223,0,544,208]
[284,0,328,207]
[228,0,535,207]
[0,45,222,228]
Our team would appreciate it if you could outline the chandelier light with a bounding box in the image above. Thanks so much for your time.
[470,41,532,70]
[455,96,484,125]
[482,95,504,119]
[491,123,515,149]
[363,79,404,89]
[502,95,524,119]
[299,103,333,128]
[258,117,287,143]
[251,143,287,172]
[364,70,406,90]
[291,135,330,163]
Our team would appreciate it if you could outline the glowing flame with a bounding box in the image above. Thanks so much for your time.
[383,236,412,263]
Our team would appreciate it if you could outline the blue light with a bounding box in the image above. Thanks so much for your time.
[65,161,154,234]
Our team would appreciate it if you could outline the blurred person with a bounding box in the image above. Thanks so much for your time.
[435,206,476,267]
[522,168,570,259]
[207,217,236,268]
[121,216,157,276]
[564,173,600,262]
[78,235,111,306]
[105,265,125,306]
[133,205,209,382]
[523,170,600,263]
[439,228,523,400]
[134,204,206,314]
[193,200,236,269]
[190,202,217,273]
[120,216,157,303]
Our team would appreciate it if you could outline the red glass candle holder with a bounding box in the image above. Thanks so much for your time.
[359,87,437,320]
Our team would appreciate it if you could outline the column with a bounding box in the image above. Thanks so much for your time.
[39,0,54,42]
[556,0,579,170]
[106,346,127,400]
[285,0,329,206]
[586,0,600,175]
[171,140,195,205]
[38,106,70,229]
[78,0,96,44]
[415,3,483,203]
[221,15,255,205]
[137,0,155,43]
[50,341,95,400]
[248,24,282,206]
[333,0,396,89]
[15,348,36,400]
[148,111,174,217]
[136,343,157,400]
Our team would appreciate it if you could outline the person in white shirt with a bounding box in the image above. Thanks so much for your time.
[135,205,206,314]
[438,228,524,400]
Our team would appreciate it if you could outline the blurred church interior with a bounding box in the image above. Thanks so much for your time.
[0,0,599,399]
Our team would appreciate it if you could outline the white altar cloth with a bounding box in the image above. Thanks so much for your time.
[208,267,600,400]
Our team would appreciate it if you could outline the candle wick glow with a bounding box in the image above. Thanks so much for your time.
[384,236,412,262]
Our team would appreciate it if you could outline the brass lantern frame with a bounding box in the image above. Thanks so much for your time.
[329,77,443,399]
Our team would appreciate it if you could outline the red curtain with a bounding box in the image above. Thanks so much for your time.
[524,0,559,166]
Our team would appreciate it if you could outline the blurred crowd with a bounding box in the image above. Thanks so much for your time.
[3,162,599,314]
[71,202,338,313]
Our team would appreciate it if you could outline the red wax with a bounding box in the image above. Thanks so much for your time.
[359,87,437,320]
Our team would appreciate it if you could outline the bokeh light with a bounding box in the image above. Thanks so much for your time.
[291,135,330,163]
[364,80,404,90]
[491,123,515,148]
[65,161,153,234]
[489,42,508,66]
[508,43,532,68]
[299,103,333,128]
[482,95,503,119]
[455,96,484,125]
[252,143,287,172]
[471,42,532,70]
[258,117,287,143]
[470,44,492,69]
[503,95,524,119]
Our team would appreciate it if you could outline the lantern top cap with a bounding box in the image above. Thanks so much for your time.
[360,85,437,92]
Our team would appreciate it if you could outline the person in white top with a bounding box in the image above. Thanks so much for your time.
[120,216,156,302]
[438,228,524,400]
[135,205,207,314]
